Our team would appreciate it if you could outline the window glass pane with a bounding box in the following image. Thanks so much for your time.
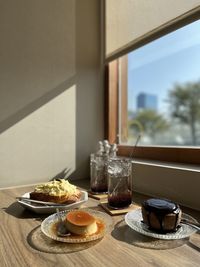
[124,20,200,146]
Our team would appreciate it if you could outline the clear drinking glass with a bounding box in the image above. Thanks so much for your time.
[90,153,108,194]
[107,157,132,209]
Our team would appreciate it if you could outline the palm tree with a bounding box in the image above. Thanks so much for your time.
[129,109,169,139]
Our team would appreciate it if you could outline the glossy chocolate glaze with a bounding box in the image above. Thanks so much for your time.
[142,198,181,233]
[143,198,180,214]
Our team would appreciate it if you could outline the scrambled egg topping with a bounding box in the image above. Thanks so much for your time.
[34,179,77,196]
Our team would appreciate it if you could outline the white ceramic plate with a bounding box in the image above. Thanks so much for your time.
[17,191,88,214]
[125,208,197,240]
[41,208,113,243]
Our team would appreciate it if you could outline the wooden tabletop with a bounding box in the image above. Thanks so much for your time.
[0,180,200,267]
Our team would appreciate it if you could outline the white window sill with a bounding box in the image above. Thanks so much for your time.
[132,159,200,173]
[130,159,200,211]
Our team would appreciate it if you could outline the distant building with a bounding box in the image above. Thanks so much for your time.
[137,93,158,111]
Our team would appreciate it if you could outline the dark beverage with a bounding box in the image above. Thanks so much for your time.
[108,192,132,209]
[91,184,108,194]
[90,153,108,194]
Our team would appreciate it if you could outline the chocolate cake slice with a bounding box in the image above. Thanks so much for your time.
[142,198,182,233]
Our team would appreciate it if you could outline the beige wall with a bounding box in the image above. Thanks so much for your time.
[106,0,200,56]
[0,0,104,187]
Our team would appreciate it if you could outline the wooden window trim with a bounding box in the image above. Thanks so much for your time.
[119,56,128,144]
[117,145,200,165]
[106,48,200,166]
[106,60,118,143]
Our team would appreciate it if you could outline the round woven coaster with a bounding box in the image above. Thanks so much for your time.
[27,226,102,254]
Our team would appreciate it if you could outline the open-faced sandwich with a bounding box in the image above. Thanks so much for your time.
[30,179,81,204]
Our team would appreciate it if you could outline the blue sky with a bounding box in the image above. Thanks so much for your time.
[128,19,200,114]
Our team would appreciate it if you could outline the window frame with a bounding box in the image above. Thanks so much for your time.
[105,11,200,165]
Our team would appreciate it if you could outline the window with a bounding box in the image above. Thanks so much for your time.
[106,18,200,165]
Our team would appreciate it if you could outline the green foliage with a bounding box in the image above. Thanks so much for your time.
[129,109,169,138]
[168,81,200,145]
[168,81,200,123]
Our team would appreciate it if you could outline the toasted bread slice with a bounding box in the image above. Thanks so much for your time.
[29,179,81,204]
[30,190,81,204]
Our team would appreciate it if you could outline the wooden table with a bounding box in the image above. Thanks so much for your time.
[0,180,200,267]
